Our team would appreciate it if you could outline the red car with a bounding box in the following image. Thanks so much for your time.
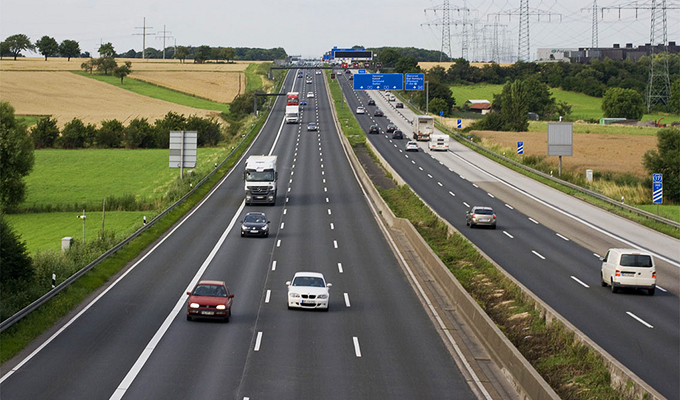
[186,280,234,322]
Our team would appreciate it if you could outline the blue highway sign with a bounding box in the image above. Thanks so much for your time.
[652,173,663,204]
[405,73,425,90]
[517,141,524,155]
[353,73,403,91]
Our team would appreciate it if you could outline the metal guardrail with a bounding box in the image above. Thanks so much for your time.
[0,78,284,333]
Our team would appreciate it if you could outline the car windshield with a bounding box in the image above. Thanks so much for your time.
[193,284,227,297]
[620,254,653,267]
[244,214,265,223]
[245,170,274,182]
[292,276,325,287]
[474,209,494,215]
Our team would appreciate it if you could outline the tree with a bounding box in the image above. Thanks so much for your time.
[59,118,87,149]
[429,98,448,116]
[35,36,59,60]
[670,79,680,114]
[377,48,400,67]
[602,87,645,120]
[97,119,124,148]
[187,115,222,146]
[0,216,34,286]
[0,102,35,211]
[123,118,154,149]
[96,57,117,75]
[643,127,680,202]
[98,42,115,58]
[223,47,235,63]
[81,58,96,74]
[211,47,223,62]
[394,56,420,73]
[59,40,80,61]
[113,61,132,84]
[523,77,555,117]
[0,41,9,59]
[4,34,34,60]
[500,80,529,132]
[174,46,188,63]
[195,45,211,62]
[30,116,60,148]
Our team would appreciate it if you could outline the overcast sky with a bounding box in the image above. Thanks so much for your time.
[1,0,678,61]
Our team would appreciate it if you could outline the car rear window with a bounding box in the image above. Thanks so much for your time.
[620,254,653,267]
[475,209,494,215]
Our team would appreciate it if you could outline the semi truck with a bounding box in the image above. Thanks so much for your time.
[428,134,450,151]
[286,92,299,106]
[412,115,434,141]
[244,155,277,205]
[285,105,299,124]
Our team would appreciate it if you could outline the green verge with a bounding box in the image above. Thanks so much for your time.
[0,78,283,364]
[72,71,230,113]
[330,73,626,399]
[244,63,262,92]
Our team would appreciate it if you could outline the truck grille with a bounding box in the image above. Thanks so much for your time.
[250,187,269,194]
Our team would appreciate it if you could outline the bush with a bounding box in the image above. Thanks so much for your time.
[602,87,645,120]
[0,216,34,288]
[123,118,154,149]
[59,118,87,149]
[97,119,124,148]
[30,116,60,149]
[152,112,187,148]
[644,127,680,202]
[186,115,223,146]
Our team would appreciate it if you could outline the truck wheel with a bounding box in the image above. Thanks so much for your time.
[648,287,655,296]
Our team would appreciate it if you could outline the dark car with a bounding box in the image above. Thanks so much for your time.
[396,102,404,108]
[386,123,397,133]
[374,109,384,117]
[241,212,270,237]
[392,130,404,139]
[307,122,319,131]
[349,75,353,80]
[187,280,234,322]
[367,99,376,105]
[368,124,380,134]
[466,206,497,229]
[345,69,351,74]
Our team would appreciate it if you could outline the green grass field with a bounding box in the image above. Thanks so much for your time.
[244,63,263,92]
[450,84,680,124]
[73,71,230,113]
[636,204,680,222]
[22,148,230,210]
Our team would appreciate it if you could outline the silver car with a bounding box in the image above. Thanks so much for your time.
[466,206,496,229]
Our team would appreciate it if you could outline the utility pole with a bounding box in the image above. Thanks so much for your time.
[134,17,155,59]
[156,25,173,59]
[423,0,473,61]
[592,0,599,48]
[491,2,562,62]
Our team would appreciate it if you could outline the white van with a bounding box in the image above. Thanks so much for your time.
[600,248,656,295]
[428,134,450,151]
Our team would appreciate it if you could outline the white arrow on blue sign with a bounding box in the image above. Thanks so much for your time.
[517,141,524,155]
[652,173,663,204]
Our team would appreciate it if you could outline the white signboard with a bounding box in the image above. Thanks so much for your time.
[169,131,197,168]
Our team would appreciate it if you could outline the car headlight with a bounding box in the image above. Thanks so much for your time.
[216,304,226,310]
[189,303,200,308]
[262,224,269,230]
[289,293,300,298]
[241,224,248,231]
[317,294,328,299]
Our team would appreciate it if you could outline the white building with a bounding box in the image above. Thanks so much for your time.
[536,48,578,62]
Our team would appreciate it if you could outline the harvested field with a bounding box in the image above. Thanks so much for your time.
[131,71,244,103]
[0,57,257,72]
[0,71,214,126]
[472,130,656,177]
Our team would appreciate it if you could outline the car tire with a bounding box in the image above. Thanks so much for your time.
[187,315,192,321]
[492,224,497,230]
[241,232,244,237]
[611,279,619,293]
[648,287,655,296]
[601,273,607,287]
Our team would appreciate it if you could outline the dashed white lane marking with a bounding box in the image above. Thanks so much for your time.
[330,223,334,230]
[265,290,271,303]
[353,337,362,357]
[449,191,455,197]
[328,209,332,215]
[419,167,423,171]
[472,183,479,188]
[626,312,654,328]
[283,209,287,215]
[438,182,443,187]
[427,174,433,178]
[254,332,263,351]
[324,187,327,192]
[463,202,470,208]
[271,261,276,271]
[503,231,514,239]
[556,233,570,241]
[505,204,514,209]
[656,285,667,292]
[570,276,590,288]
[532,250,545,260]
[405,154,409,158]
[322,171,325,175]
[593,253,601,258]
[323,178,326,183]
[326,198,329,203]
[344,293,351,307]
[487,193,495,198]
[286,197,289,203]
[289,179,293,184]
[338,263,343,273]
[287,187,291,192]
[280,222,284,229]
[277,240,281,248]
[528,218,539,224]
[412,160,416,164]
[334,240,338,249]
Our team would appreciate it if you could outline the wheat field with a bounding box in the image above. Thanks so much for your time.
[0,57,256,72]
[131,71,244,103]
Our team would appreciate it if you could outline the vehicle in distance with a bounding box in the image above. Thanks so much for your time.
[374,109,384,117]
[386,123,397,133]
[396,102,404,108]
[601,249,656,295]
[307,92,314,98]
[285,105,300,124]
[428,134,450,151]
[307,122,319,131]
[392,130,403,139]
[187,280,234,322]
[244,155,277,205]
[241,212,270,237]
[367,99,376,105]
[300,100,307,106]
[412,115,435,141]
[315,70,321,75]
[369,124,380,134]
[297,71,303,78]
[466,206,496,229]
[349,75,353,80]
[345,69,351,74]
[286,272,331,311]
[405,141,419,151]
[306,77,313,84]
[356,106,366,114]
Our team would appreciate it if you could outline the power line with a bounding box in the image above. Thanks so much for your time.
[133,17,155,59]
[423,0,473,61]
[156,25,173,60]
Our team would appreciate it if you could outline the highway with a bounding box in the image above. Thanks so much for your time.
[0,71,478,399]
[336,70,680,400]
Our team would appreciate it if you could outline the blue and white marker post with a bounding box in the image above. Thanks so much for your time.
[517,141,524,155]
[457,119,462,129]
[652,173,663,215]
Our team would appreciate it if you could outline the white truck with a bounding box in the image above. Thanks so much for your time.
[285,105,299,124]
[412,115,434,141]
[428,133,450,151]
[244,155,278,205]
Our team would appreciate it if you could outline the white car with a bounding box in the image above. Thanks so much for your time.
[307,92,314,98]
[356,106,366,114]
[405,141,419,151]
[286,272,331,311]
[601,248,656,295]
[315,70,321,75]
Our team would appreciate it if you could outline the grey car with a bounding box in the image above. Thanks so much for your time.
[241,212,270,237]
[466,206,496,229]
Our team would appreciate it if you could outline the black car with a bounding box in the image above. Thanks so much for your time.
[395,102,404,108]
[374,109,384,117]
[368,124,380,134]
[241,212,270,237]
[367,99,376,105]
[349,75,353,80]
[392,130,404,139]
[345,69,351,74]
[386,123,397,133]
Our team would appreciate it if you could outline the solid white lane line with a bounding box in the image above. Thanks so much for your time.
[108,201,246,400]
[626,312,654,328]
[529,218,539,224]
[570,276,590,288]
[487,193,495,198]
[532,250,545,260]
[556,233,570,241]
[449,191,455,197]
[353,337,362,357]
[344,293,351,307]
[272,261,277,271]
[280,222,284,229]
[277,240,281,247]
[334,240,338,249]
[438,182,443,186]
[338,263,343,273]
[254,332,263,351]
[505,204,514,209]
[503,231,514,239]
[463,202,470,208]
[330,223,334,230]
[265,290,271,303]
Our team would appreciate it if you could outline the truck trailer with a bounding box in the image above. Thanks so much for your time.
[412,115,434,141]
[244,155,278,205]
[285,105,300,124]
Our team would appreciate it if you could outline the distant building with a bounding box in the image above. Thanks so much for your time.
[536,48,578,62]
[567,42,679,64]
[464,100,492,114]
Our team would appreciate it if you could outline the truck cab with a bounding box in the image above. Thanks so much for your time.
[244,155,278,205]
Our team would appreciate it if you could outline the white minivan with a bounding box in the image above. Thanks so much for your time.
[600,248,656,295]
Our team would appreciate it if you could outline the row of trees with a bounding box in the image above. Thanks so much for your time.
[1,34,82,61]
